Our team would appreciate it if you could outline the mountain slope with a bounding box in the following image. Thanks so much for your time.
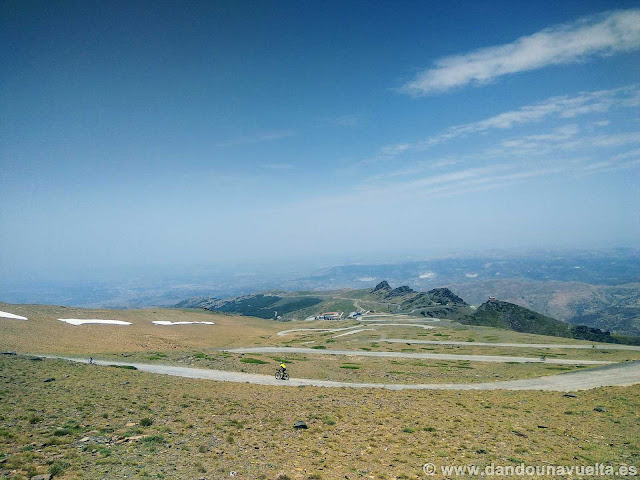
[175,294,323,319]
[364,281,470,319]
[451,280,640,336]
[460,300,640,345]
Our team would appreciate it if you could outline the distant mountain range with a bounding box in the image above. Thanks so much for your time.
[3,248,638,335]
[175,280,640,345]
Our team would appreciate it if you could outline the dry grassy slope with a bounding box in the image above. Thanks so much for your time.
[1,356,639,480]
[0,303,287,354]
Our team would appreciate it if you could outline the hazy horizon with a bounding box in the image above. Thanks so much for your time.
[2,1,639,282]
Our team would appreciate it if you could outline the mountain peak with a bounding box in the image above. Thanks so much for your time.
[372,281,391,292]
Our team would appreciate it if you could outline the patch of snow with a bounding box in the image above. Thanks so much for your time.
[0,310,28,320]
[465,273,478,278]
[152,321,215,326]
[419,272,436,279]
[58,319,131,326]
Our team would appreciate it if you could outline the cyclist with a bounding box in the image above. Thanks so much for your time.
[279,363,287,376]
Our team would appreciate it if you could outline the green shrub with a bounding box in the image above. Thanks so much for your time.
[49,460,70,476]
[140,417,153,426]
[28,414,43,424]
[142,435,166,444]
[240,358,269,364]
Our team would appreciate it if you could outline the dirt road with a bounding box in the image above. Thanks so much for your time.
[379,338,640,350]
[225,347,611,365]
[46,356,640,391]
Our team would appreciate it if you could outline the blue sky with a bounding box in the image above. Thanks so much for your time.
[1,0,639,278]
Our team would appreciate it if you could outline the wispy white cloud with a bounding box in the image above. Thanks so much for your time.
[495,130,640,158]
[379,85,639,158]
[216,130,294,147]
[610,147,640,161]
[400,9,640,95]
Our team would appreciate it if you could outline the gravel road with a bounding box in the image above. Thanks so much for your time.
[225,347,611,365]
[379,338,640,350]
[46,356,640,392]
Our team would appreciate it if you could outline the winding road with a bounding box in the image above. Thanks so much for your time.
[225,347,611,365]
[277,323,436,336]
[44,355,640,391]
[378,338,640,351]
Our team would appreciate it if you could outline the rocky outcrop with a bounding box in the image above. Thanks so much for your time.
[372,281,391,293]
[426,288,467,305]
[385,285,415,299]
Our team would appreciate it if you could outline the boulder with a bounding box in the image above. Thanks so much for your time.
[293,420,308,429]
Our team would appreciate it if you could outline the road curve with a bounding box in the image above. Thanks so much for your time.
[379,339,640,351]
[42,356,640,391]
[225,347,611,365]
[277,323,437,336]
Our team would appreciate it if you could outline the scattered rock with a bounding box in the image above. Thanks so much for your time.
[537,425,548,429]
[293,420,308,429]
[125,422,137,427]
[594,406,607,412]
[29,357,43,361]
[563,393,578,398]
[43,378,55,383]
[31,475,52,480]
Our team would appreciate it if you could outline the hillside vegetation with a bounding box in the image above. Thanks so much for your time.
[451,280,640,337]
[461,300,640,345]
[176,294,323,319]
